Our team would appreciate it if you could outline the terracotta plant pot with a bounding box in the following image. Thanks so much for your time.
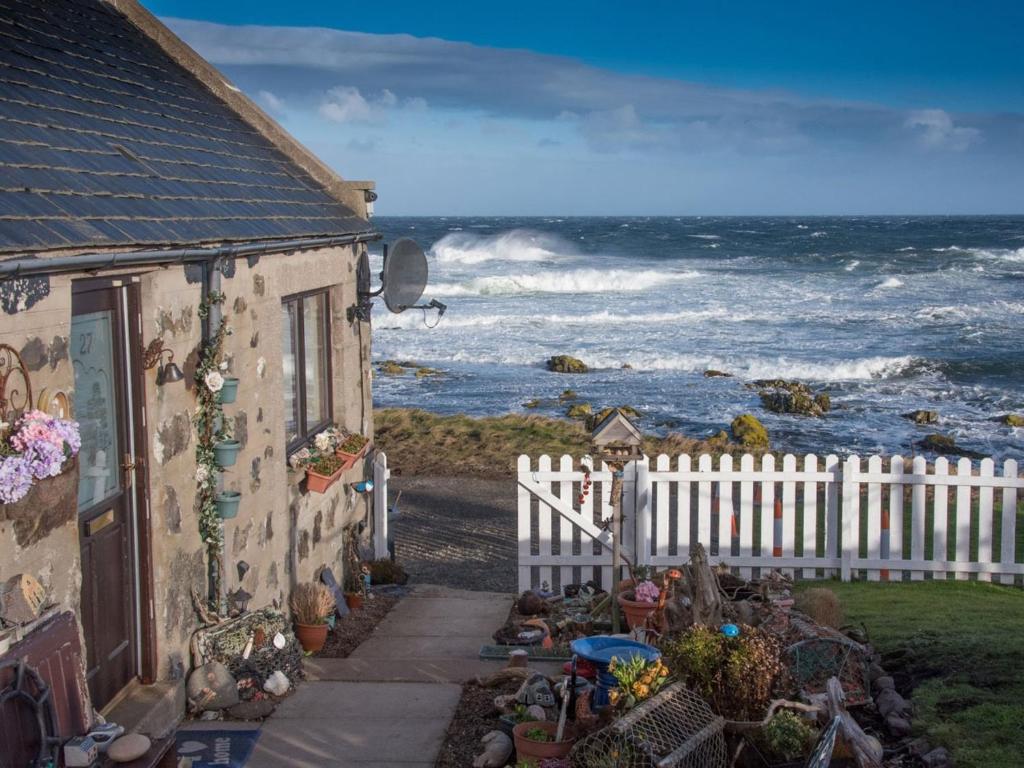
[218,377,239,404]
[305,464,343,493]
[335,438,369,467]
[344,592,363,611]
[617,591,659,630]
[214,490,241,519]
[294,622,328,653]
[512,721,575,766]
[213,439,241,468]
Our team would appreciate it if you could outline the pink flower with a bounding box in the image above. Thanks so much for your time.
[634,580,660,603]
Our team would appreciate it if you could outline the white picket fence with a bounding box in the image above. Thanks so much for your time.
[517,453,1023,592]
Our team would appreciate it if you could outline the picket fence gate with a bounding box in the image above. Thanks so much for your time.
[516,453,1023,592]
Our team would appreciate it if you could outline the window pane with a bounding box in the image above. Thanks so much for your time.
[282,301,299,443]
[71,310,121,510]
[303,294,328,428]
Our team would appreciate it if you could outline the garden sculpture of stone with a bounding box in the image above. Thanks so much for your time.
[472,730,512,768]
[186,662,239,711]
[518,674,556,707]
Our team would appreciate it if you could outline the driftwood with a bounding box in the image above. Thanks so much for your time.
[475,667,532,687]
[825,676,882,768]
[724,698,822,735]
[687,543,723,626]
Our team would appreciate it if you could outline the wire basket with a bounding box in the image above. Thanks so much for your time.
[569,683,728,768]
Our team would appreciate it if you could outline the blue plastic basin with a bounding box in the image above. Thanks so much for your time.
[570,636,660,709]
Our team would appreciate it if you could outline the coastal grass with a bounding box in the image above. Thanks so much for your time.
[374,407,756,479]
[798,580,1024,768]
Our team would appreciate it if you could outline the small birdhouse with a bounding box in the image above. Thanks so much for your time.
[591,409,644,464]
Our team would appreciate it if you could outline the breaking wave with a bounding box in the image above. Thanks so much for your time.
[430,268,700,296]
[876,276,905,289]
[429,229,569,265]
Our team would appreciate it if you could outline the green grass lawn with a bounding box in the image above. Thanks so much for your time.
[800,580,1024,768]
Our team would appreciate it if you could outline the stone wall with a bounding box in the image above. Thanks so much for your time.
[1,241,376,690]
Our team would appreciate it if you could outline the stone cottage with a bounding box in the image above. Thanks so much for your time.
[0,0,380,749]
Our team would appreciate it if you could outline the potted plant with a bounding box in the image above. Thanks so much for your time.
[343,567,365,611]
[213,439,241,468]
[218,376,239,404]
[617,577,660,629]
[335,431,369,465]
[305,452,345,493]
[214,490,241,519]
[512,722,575,766]
[289,582,334,652]
[498,704,539,737]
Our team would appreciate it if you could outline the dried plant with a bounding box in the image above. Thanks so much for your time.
[289,582,334,625]
[794,587,844,629]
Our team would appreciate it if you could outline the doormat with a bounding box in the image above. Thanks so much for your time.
[176,728,260,767]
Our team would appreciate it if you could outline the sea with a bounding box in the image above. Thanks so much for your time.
[368,216,1024,462]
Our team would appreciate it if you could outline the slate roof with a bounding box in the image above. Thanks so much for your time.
[0,0,370,256]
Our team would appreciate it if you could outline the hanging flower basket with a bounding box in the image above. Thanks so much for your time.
[215,491,241,519]
[213,439,241,468]
[217,377,239,404]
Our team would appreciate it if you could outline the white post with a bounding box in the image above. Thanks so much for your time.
[635,456,652,568]
[372,451,390,558]
[517,455,533,592]
[842,456,859,582]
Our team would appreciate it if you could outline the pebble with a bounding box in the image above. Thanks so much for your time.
[107,734,150,763]
[922,746,953,767]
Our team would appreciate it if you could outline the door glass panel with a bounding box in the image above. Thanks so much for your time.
[303,294,328,429]
[72,310,120,511]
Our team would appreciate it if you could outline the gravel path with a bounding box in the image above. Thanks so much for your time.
[391,475,518,593]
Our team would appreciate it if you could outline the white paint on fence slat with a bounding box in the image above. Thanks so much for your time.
[739,454,755,580]
[516,452,1024,590]
[867,456,883,582]
[697,454,713,555]
[802,454,818,580]
[781,454,796,577]
[718,455,734,563]
[932,458,949,580]
[977,458,995,583]
[1001,459,1019,586]
[600,460,612,590]
[676,454,692,559]
[760,455,776,574]
[517,455,533,592]
[559,454,574,593]
[956,458,972,581]
[656,454,670,560]
[888,456,905,582]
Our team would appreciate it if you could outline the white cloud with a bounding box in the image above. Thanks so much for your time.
[256,89,286,114]
[905,109,981,151]
[318,85,428,124]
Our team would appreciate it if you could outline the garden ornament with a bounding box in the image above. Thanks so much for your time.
[721,623,741,638]
[472,730,512,768]
[518,673,556,708]
[262,670,289,696]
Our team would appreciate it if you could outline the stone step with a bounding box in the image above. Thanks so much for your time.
[102,680,185,740]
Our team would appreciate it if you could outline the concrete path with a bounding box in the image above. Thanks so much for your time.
[247,585,529,767]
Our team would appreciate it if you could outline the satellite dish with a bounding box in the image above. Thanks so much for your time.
[348,238,446,323]
[381,238,428,313]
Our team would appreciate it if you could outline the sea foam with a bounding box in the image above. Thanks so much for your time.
[430,268,700,296]
[430,229,566,264]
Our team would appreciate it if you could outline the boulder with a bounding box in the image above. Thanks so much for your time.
[1001,413,1024,427]
[875,688,911,718]
[227,700,277,720]
[756,379,831,417]
[546,355,590,374]
[904,409,939,424]
[916,434,986,459]
[378,361,406,376]
[873,675,895,692]
[703,369,733,378]
[730,414,770,450]
[414,367,440,378]
[523,399,541,409]
[187,662,239,711]
[921,747,952,768]
[885,714,912,737]
[566,403,592,420]
[559,389,578,401]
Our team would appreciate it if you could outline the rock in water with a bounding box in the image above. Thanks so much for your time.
[187,662,239,711]
[546,355,590,374]
[916,433,986,458]
[566,403,592,419]
[263,670,290,696]
[730,414,770,450]
[1001,413,1024,427]
[703,369,733,377]
[107,734,151,763]
[756,379,831,416]
[903,409,939,424]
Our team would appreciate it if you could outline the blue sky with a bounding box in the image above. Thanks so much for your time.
[153,1,1024,215]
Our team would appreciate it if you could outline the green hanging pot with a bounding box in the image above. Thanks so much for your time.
[218,377,239,404]
[215,491,241,519]
[214,439,241,468]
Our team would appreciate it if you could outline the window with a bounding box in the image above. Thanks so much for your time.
[282,290,332,452]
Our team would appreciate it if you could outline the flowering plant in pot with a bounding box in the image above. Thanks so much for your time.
[617,578,660,629]
[606,655,670,710]
[512,721,575,766]
[0,410,80,503]
[303,431,345,493]
[335,430,369,464]
[289,581,334,652]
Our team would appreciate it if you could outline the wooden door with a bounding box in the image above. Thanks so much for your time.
[71,282,142,710]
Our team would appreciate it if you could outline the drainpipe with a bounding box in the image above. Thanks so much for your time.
[204,258,227,612]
